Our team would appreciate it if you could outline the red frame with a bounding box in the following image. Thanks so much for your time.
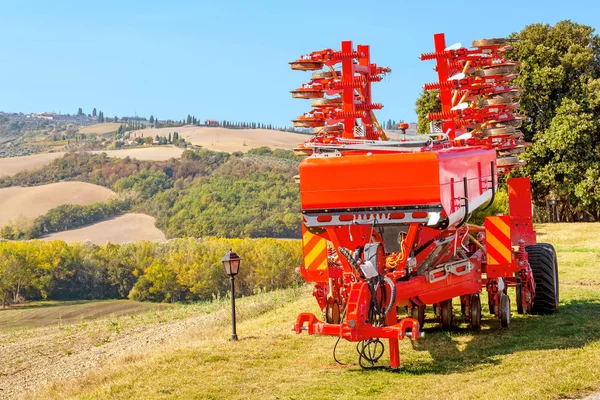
[289,35,536,369]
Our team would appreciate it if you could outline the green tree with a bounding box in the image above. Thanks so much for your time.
[149,115,154,124]
[415,89,441,134]
[92,108,97,118]
[507,21,600,220]
[114,170,173,200]
[77,107,83,116]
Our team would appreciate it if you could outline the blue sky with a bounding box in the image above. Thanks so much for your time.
[0,0,598,126]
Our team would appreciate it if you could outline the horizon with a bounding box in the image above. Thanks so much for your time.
[1,0,598,127]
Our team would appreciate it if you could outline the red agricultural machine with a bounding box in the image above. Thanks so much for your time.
[289,34,559,369]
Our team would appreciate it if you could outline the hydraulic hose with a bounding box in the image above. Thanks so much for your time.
[383,275,396,316]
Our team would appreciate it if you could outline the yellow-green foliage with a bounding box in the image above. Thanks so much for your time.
[0,238,302,305]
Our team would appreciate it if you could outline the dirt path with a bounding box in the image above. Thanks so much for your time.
[0,301,231,399]
[0,300,165,330]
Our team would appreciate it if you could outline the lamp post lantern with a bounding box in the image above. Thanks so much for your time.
[221,249,242,341]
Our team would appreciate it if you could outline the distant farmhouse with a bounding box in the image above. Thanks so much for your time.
[27,112,93,124]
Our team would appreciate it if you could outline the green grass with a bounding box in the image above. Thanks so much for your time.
[23,140,68,147]
[26,223,600,399]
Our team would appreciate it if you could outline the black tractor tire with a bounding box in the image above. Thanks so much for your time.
[499,293,511,328]
[440,299,453,330]
[469,294,482,330]
[516,282,524,315]
[488,293,495,315]
[326,298,341,324]
[526,243,559,314]
[411,304,426,328]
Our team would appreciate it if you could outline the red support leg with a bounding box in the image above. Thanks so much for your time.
[386,304,400,368]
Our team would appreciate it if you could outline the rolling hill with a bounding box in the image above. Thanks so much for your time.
[0,182,115,227]
[132,126,308,153]
[0,147,185,178]
[0,153,65,177]
[42,213,166,244]
[78,123,122,135]
[90,146,185,161]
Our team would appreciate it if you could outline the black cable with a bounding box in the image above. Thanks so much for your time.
[333,336,346,365]
[332,306,348,365]
[357,338,385,369]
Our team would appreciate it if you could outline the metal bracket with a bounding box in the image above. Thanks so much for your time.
[426,259,474,283]
[480,161,496,211]
[456,176,470,228]
[302,205,443,228]
[311,150,342,158]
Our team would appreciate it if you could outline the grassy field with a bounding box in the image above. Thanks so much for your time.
[3,223,600,399]
[22,140,69,147]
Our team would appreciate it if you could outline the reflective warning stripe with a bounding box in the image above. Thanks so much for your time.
[302,225,328,270]
[485,216,512,265]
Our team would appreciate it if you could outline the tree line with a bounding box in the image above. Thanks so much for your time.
[0,237,302,307]
[75,108,296,132]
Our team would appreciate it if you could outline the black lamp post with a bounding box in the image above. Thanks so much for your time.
[549,196,557,222]
[221,249,242,341]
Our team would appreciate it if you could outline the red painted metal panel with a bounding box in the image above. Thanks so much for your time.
[437,147,496,215]
[299,152,441,210]
[508,177,536,246]
[392,271,482,305]
[300,147,496,215]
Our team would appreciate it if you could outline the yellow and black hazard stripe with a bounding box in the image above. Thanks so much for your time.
[302,225,328,271]
[484,216,512,265]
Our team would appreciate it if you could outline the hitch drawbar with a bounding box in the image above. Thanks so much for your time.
[292,313,424,341]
